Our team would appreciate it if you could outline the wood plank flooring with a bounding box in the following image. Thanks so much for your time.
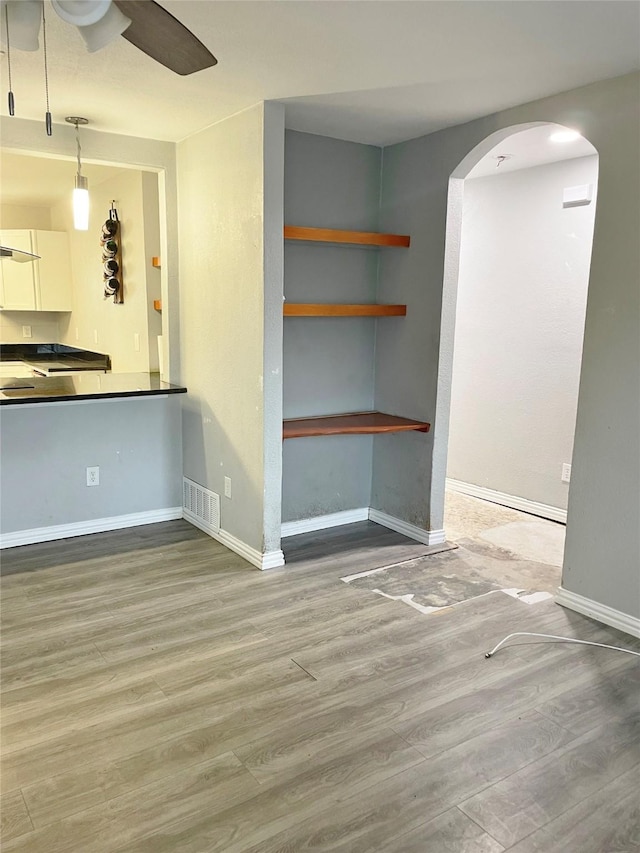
[1,520,639,851]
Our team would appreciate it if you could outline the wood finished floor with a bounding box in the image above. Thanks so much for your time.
[1,520,639,852]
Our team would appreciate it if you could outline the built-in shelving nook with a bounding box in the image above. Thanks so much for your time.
[281,130,430,538]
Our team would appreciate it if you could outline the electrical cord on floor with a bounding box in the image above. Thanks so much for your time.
[484,632,640,659]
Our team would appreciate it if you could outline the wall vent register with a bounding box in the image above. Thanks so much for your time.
[183,477,220,531]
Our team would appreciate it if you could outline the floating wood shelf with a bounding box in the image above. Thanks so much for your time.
[152,257,161,268]
[284,226,410,248]
[284,303,406,317]
[283,411,430,439]
[153,300,162,311]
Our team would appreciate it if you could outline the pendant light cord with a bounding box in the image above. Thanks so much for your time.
[4,5,14,116]
[76,122,82,178]
[42,2,52,134]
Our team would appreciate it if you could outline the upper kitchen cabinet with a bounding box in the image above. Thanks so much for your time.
[0,230,73,312]
[0,231,36,310]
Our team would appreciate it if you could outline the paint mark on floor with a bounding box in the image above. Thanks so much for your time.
[342,557,555,616]
[502,588,555,605]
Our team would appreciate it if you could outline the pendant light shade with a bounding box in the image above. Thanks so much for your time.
[67,116,90,231]
[73,175,90,230]
[0,0,43,50]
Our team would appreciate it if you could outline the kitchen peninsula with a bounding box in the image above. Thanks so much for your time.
[1,342,111,375]
[0,342,186,404]
[0,343,186,549]
[1,372,187,405]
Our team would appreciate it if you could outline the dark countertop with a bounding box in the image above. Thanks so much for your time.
[1,343,111,374]
[0,372,187,406]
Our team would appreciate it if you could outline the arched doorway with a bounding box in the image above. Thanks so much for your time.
[431,122,598,576]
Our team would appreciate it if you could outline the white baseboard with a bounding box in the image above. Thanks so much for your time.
[184,510,285,571]
[368,508,446,546]
[555,587,640,639]
[281,507,369,538]
[446,478,567,524]
[0,507,183,550]
[280,506,445,547]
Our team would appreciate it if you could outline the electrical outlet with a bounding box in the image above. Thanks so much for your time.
[224,476,232,499]
[22,325,32,338]
[93,330,99,344]
[561,463,571,483]
[86,466,100,486]
[134,332,140,352]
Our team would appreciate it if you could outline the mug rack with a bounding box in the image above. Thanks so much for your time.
[101,202,124,304]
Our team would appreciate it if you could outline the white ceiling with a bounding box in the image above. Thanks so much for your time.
[0,1,638,146]
[0,152,127,206]
[467,125,597,179]
[0,123,597,212]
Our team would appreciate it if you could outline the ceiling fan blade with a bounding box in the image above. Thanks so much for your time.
[114,0,217,75]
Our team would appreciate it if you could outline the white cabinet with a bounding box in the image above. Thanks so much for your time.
[0,231,36,310]
[0,230,72,312]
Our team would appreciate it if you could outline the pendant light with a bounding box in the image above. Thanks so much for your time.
[66,116,90,230]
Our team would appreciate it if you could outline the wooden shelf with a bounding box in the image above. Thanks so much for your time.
[284,226,410,248]
[152,257,161,268]
[283,411,430,439]
[153,299,162,312]
[284,303,406,317]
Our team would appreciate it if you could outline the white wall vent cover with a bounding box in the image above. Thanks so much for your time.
[183,477,220,532]
[563,184,592,207]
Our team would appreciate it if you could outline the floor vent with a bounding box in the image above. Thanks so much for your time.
[183,477,220,532]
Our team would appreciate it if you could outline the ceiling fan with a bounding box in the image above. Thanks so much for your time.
[1,0,217,75]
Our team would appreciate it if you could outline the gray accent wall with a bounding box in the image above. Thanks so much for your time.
[0,397,182,534]
[282,131,381,521]
[373,72,640,619]
[371,142,440,527]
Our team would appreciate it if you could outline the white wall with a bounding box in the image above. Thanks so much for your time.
[1,204,51,230]
[0,117,179,379]
[55,168,159,373]
[448,155,598,511]
[141,172,162,372]
[177,102,285,557]
[0,156,162,370]
[0,311,61,344]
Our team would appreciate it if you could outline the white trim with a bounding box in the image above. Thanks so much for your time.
[281,507,369,538]
[368,508,446,546]
[555,587,640,639]
[0,507,183,549]
[446,478,567,524]
[280,506,446,547]
[261,549,286,571]
[184,511,285,571]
